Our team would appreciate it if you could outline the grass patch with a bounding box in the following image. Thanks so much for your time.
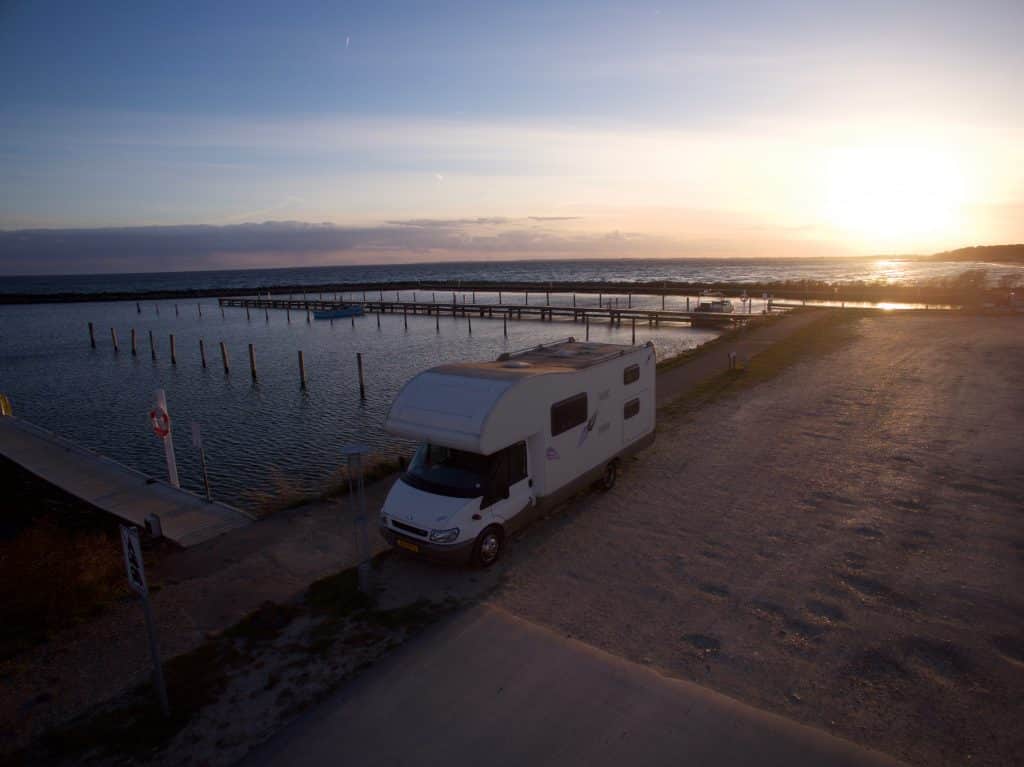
[661,309,862,418]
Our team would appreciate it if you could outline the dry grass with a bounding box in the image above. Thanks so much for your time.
[0,517,128,661]
[246,452,410,517]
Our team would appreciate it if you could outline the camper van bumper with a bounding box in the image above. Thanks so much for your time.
[379,527,476,565]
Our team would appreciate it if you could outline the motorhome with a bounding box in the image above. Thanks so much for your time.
[379,338,656,567]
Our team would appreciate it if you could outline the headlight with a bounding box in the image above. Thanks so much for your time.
[429,527,460,544]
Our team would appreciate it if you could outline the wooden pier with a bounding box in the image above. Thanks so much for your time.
[0,415,254,547]
[217,297,763,328]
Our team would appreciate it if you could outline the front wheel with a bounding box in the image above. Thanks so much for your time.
[600,460,618,491]
[472,525,504,568]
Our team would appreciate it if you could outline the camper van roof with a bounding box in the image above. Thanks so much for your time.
[433,339,637,380]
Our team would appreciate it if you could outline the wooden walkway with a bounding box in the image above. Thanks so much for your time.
[218,296,766,328]
[0,416,254,547]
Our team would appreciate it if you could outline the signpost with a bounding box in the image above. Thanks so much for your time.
[150,389,180,488]
[191,422,213,502]
[120,525,169,717]
[341,444,372,595]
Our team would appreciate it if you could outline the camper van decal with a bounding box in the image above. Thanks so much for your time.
[546,447,560,461]
[577,409,600,447]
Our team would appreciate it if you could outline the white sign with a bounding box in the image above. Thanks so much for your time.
[120,525,148,596]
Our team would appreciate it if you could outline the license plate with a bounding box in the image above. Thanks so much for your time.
[397,539,419,553]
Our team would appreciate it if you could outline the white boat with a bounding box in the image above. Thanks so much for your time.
[693,291,735,314]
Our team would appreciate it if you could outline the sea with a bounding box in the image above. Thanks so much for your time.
[0,256,1017,507]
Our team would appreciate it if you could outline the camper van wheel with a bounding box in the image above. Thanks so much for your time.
[600,460,618,491]
[472,526,504,568]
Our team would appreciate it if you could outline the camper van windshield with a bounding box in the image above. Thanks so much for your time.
[402,444,490,499]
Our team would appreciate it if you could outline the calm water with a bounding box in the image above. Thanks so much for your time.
[3,256,1020,296]
[0,290,719,507]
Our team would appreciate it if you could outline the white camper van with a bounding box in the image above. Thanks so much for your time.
[379,338,656,567]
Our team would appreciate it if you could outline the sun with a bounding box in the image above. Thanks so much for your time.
[821,146,968,251]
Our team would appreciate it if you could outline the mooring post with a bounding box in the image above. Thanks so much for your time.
[351,315,355,328]
[220,342,230,374]
[220,303,225,318]
[468,315,472,335]
[298,350,306,389]
[662,293,666,310]
[585,316,590,341]
[404,306,408,330]
[632,317,636,344]
[686,296,690,311]
[498,290,502,303]
[503,315,508,337]
[264,306,269,323]
[155,303,160,316]
[111,327,119,353]
[306,305,311,323]
[88,322,96,349]
[197,303,202,317]
[573,293,576,307]
[599,292,602,307]
[131,328,137,356]
[148,330,156,361]
[396,290,401,301]
[199,339,207,368]
[136,301,141,314]
[472,290,476,304]
[436,313,440,333]
[376,311,381,329]
[525,290,529,304]
[246,305,251,321]
[175,304,179,317]
[628,292,632,308]
[356,352,366,400]
[546,290,550,305]
[169,334,177,365]
[247,343,257,380]
[286,306,291,322]
[379,289,384,301]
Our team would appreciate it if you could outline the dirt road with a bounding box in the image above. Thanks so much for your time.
[481,313,1023,766]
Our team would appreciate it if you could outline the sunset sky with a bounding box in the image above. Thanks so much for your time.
[1,1,1022,271]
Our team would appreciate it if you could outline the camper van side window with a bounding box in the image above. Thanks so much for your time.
[624,398,640,419]
[509,442,528,484]
[551,393,588,436]
[623,364,640,385]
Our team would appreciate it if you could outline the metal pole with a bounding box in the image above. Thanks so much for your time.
[357,352,366,400]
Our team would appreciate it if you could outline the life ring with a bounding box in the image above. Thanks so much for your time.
[149,407,171,437]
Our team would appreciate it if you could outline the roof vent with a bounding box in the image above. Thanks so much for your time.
[502,361,532,368]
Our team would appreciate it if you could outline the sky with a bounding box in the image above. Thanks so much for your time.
[1,0,1022,273]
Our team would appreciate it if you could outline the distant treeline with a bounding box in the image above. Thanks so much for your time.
[928,244,1024,263]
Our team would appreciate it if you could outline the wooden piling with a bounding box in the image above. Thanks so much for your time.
[286,306,291,322]
[351,315,355,328]
[631,317,636,344]
[246,306,251,321]
[472,290,476,304]
[546,291,550,305]
[248,343,257,380]
[662,293,666,310]
[111,327,119,353]
[572,293,576,307]
[136,302,141,314]
[436,313,440,333]
[525,290,529,304]
[356,353,366,400]
[264,307,269,322]
[197,303,202,317]
[169,334,177,365]
[220,304,225,318]
[503,315,508,337]
[88,322,96,349]
[130,328,137,356]
[467,315,472,335]
[174,304,179,317]
[199,339,207,368]
[628,293,632,308]
[404,307,408,330]
[585,316,590,341]
[220,342,230,374]
[149,330,156,360]
[376,311,381,329]
[298,350,306,389]
[498,290,502,303]
[306,306,311,323]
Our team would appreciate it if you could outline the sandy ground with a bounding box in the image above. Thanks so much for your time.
[481,313,1023,767]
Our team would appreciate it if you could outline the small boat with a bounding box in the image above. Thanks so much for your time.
[313,305,364,320]
[693,291,735,314]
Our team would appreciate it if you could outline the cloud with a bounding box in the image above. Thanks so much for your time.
[0,219,684,274]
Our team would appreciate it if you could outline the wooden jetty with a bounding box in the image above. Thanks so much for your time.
[0,415,254,547]
[218,297,762,328]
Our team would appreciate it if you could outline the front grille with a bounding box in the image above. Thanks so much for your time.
[392,519,428,538]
